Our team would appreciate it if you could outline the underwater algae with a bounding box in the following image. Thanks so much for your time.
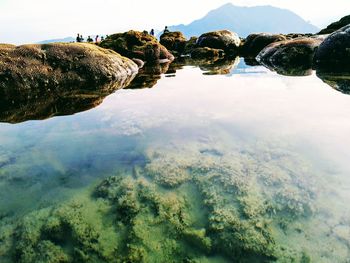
[0,139,349,263]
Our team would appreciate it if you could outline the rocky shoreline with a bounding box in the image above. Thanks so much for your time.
[0,16,349,124]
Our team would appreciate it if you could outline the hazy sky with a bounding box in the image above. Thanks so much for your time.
[0,0,349,44]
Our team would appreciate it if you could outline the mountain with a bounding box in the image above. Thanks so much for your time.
[168,3,319,38]
[37,37,75,44]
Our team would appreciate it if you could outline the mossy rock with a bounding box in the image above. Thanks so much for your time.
[0,43,137,123]
[0,43,138,89]
[196,30,241,53]
[160,31,187,54]
[257,36,325,76]
[319,15,350,34]
[240,33,286,58]
[190,47,223,60]
[100,30,174,63]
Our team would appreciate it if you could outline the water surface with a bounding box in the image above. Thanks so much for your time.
[1,59,350,262]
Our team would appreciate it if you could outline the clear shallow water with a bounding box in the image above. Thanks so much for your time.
[1,60,350,262]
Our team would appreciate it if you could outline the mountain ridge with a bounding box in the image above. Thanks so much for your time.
[168,3,319,38]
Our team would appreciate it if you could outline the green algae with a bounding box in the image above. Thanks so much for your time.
[1,138,349,263]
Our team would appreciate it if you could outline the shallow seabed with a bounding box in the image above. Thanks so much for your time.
[1,60,350,262]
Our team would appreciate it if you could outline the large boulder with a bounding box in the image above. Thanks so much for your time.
[0,43,137,123]
[196,30,241,53]
[100,30,174,63]
[0,43,138,90]
[314,25,350,70]
[319,15,350,34]
[159,31,187,54]
[257,36,325,75]
[240,33,287,57]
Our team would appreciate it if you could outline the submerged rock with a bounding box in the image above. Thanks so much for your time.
[257,36,324,76]
[159,31,187,54]
[240,33,287,58]
[196,30,241,53]
[99,30,174,63]
[314,25,350,70]
[318,15,350,34]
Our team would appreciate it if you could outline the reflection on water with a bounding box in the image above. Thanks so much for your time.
[317,71,350,95]
[0,74,136,124]
[1,59,350,262]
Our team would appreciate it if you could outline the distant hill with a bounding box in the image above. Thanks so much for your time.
[37,37,75,44]
[169,3,319,38]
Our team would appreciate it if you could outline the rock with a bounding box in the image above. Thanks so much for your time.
[198,57,240,75]
[125,63,171,90]
[0,43,137,89]
[284,33,314,39]
[183,36,198,55]
[196,30,241,53]
[0,43,137,123]
[240,33,287,58]
[159,31,187,54]
[314,25,350,70]
[0,76,135,124]
[132,58,145,68]
[190,47,224,60]
[316,71,350,95]
[257,36,325,75]
[100,30,174,63]
[319,15,350,34]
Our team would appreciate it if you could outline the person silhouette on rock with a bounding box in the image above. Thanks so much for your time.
[163,26,170,34]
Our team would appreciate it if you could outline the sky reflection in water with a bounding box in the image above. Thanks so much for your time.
[0,60,350,262]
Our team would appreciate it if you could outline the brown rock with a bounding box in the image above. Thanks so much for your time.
[100,30,174,63]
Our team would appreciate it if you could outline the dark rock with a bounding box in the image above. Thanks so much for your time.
[316,71,350,95]
[257,36,325,75]
[125,63,171,90]
[243,57,260,66]
[314,25,350,70]
[191,47,224,60]
[0,75,135,124]
[240,33,287,57]
[159,31,187,54]
[319,15,350,34]
[183,37,198,55]
[100,30,174,63]
[196,30,241,53]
